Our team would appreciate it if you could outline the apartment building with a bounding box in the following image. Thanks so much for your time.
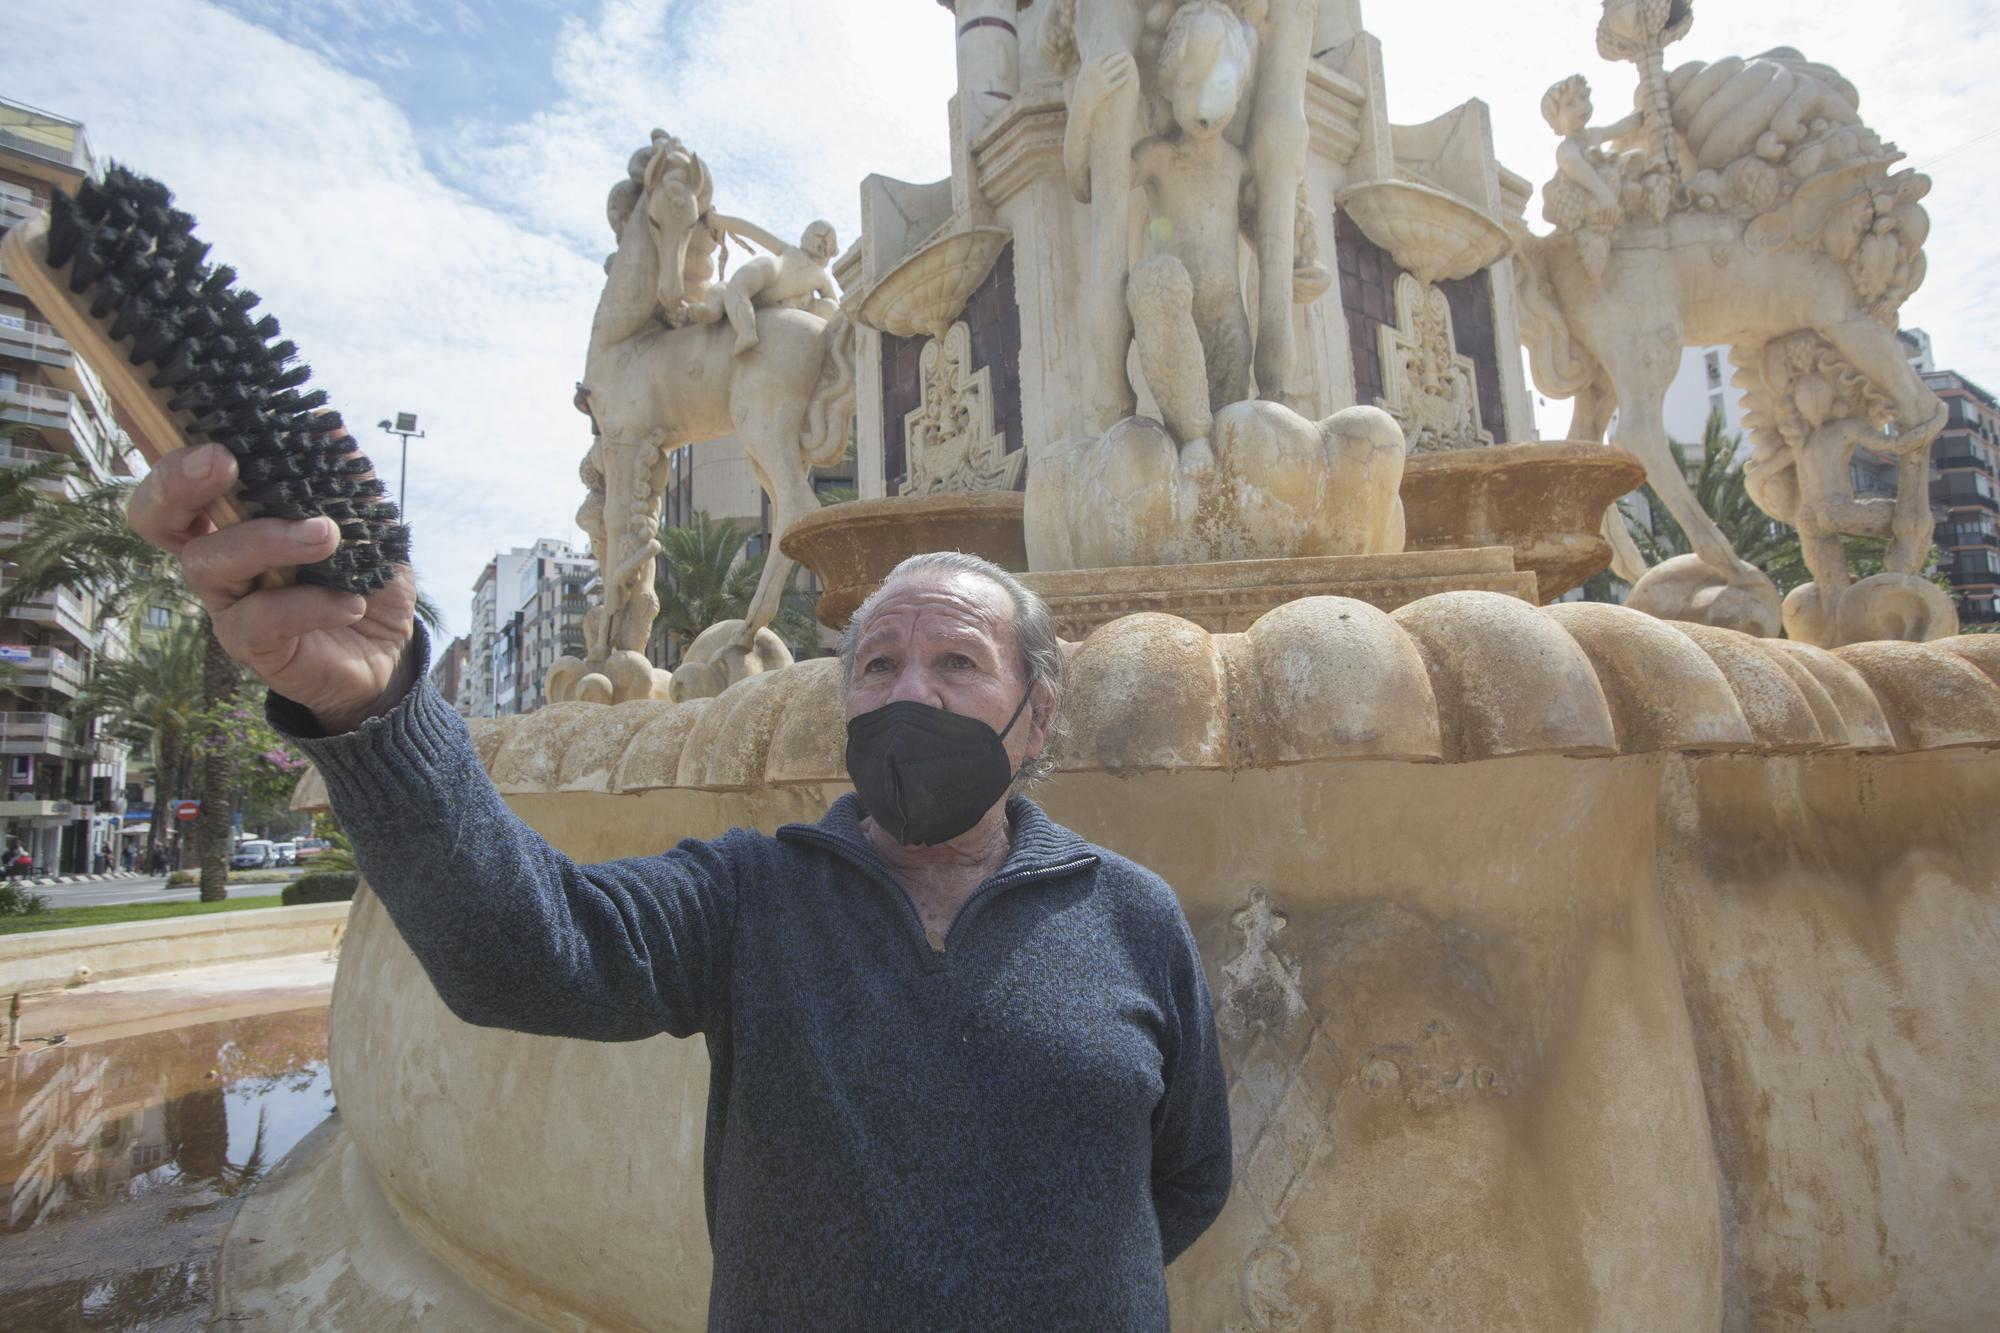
[1925,369,2000,627]
[427,633,472,716]
[0,96,135,873]
[466,538,592,716]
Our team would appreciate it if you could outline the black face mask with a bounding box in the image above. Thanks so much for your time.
[845,690,1035,846]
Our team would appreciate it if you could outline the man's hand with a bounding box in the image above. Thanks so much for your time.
[128,442,419,733]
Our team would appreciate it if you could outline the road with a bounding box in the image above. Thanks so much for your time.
[29,870,306,909]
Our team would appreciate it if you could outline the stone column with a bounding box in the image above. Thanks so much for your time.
[943,0,1020,150]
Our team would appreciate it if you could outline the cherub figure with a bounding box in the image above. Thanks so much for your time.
[1111,0,1259,459]
[1540,74,1640,280]
[711,219,840,356]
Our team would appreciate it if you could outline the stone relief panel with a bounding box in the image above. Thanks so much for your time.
[1217,889,1328,1333]
[902,321,1024,494]
[1377,272,1493,453]
[880,242,1023,495]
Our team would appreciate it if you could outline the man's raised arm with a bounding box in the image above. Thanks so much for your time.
[129,443,734,1042]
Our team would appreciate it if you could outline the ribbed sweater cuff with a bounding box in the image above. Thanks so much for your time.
[265,622,470,815]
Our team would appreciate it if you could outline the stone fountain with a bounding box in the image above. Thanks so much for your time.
[227,3,2000,1329]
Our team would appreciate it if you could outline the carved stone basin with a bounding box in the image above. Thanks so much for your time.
[1400,440,1646,601]
[852,225,1012,341]
[780,490,1028,628]
[1335,178,1511,284]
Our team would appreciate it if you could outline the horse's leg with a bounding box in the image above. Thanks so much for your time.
[737,416,821,644]
[1817,315,1947,571]
[1818,316,1947,450]
[600,435,667,656]
[1606,342,1744,577]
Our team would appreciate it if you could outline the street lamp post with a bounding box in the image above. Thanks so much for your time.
[376,412,426,515]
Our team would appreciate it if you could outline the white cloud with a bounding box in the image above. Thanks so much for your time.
[5,0,1995,643]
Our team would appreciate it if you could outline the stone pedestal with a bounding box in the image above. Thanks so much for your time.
[1020,546,1535,638]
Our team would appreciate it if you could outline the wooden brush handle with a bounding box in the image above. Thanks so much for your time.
[0,210,291,591]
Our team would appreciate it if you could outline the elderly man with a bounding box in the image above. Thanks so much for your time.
[129,443,1231,1330]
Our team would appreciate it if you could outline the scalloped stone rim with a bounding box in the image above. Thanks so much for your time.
[289,595,2000,810]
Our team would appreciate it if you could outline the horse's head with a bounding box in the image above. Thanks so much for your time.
[642,140,714,316]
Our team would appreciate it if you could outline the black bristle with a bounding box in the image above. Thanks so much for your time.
[147,342,202,389]
[72,177,111,224]
[45,195,84,268]
[49,163,411,592]
[107,294,153,342]
[129,312,183,366]
[87,275,128,321]
[66,239,109,292]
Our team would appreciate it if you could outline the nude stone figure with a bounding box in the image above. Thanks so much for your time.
[1122,0,1258,459]
[1538,74,1638,280]
[716,220,841,356]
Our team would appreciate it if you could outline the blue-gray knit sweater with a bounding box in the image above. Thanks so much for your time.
[270,630,1232,1331]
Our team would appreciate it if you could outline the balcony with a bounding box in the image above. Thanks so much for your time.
[0,400,114,488]
[1933,473,1998,511]
[0,182,38,229]
[0,570,95,644]
[0,798,92,823]
[1,646,86,696]
[0,98,93,180]
[0,311,72,371]
[0,710,88,756]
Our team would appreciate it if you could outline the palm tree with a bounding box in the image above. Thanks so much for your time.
[67,616,205,865]
[648,512,820,666]
[0,456,251,894]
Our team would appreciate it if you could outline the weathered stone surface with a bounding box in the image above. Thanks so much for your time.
[1400,439,1647,601]
[263,602,2000,1332]
[292,614,2000,816]
[1021,545,1535,639]
[1392,590,1617,761]
[1543,601,1753,753]
[779,491,1027,630]
[1025,401,1408,571]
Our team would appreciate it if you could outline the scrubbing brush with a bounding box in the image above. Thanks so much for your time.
[0,164,410,594]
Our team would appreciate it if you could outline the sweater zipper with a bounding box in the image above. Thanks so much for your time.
[943,856,1101,950]
[780,828,1096,970]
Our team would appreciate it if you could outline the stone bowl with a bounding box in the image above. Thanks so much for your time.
[1400,440,1646,602]
[780,490,1028,629]
[852,225,1012,341]
[1334,178,1510,284]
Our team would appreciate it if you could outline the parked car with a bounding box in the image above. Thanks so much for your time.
[294,837,329,862]
[269,841,297,866]
[230,839,276,870]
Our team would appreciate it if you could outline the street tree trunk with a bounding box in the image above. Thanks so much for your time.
[146,730,179,864]
[193,617,242,902]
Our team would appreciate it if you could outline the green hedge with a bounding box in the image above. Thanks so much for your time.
[281,871,360,906]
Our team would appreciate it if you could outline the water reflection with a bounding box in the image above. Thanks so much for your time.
[0,1008,331,1330]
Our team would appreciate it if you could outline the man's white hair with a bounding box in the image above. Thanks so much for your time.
[838,551,1064,784]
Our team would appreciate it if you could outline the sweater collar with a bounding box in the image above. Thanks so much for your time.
[780,792,1099,882]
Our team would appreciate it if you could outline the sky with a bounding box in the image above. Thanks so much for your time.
[6,0,1996,641]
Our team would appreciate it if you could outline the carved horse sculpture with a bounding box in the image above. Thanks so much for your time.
[1515,46,1945,640]
[552,134,854,704]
